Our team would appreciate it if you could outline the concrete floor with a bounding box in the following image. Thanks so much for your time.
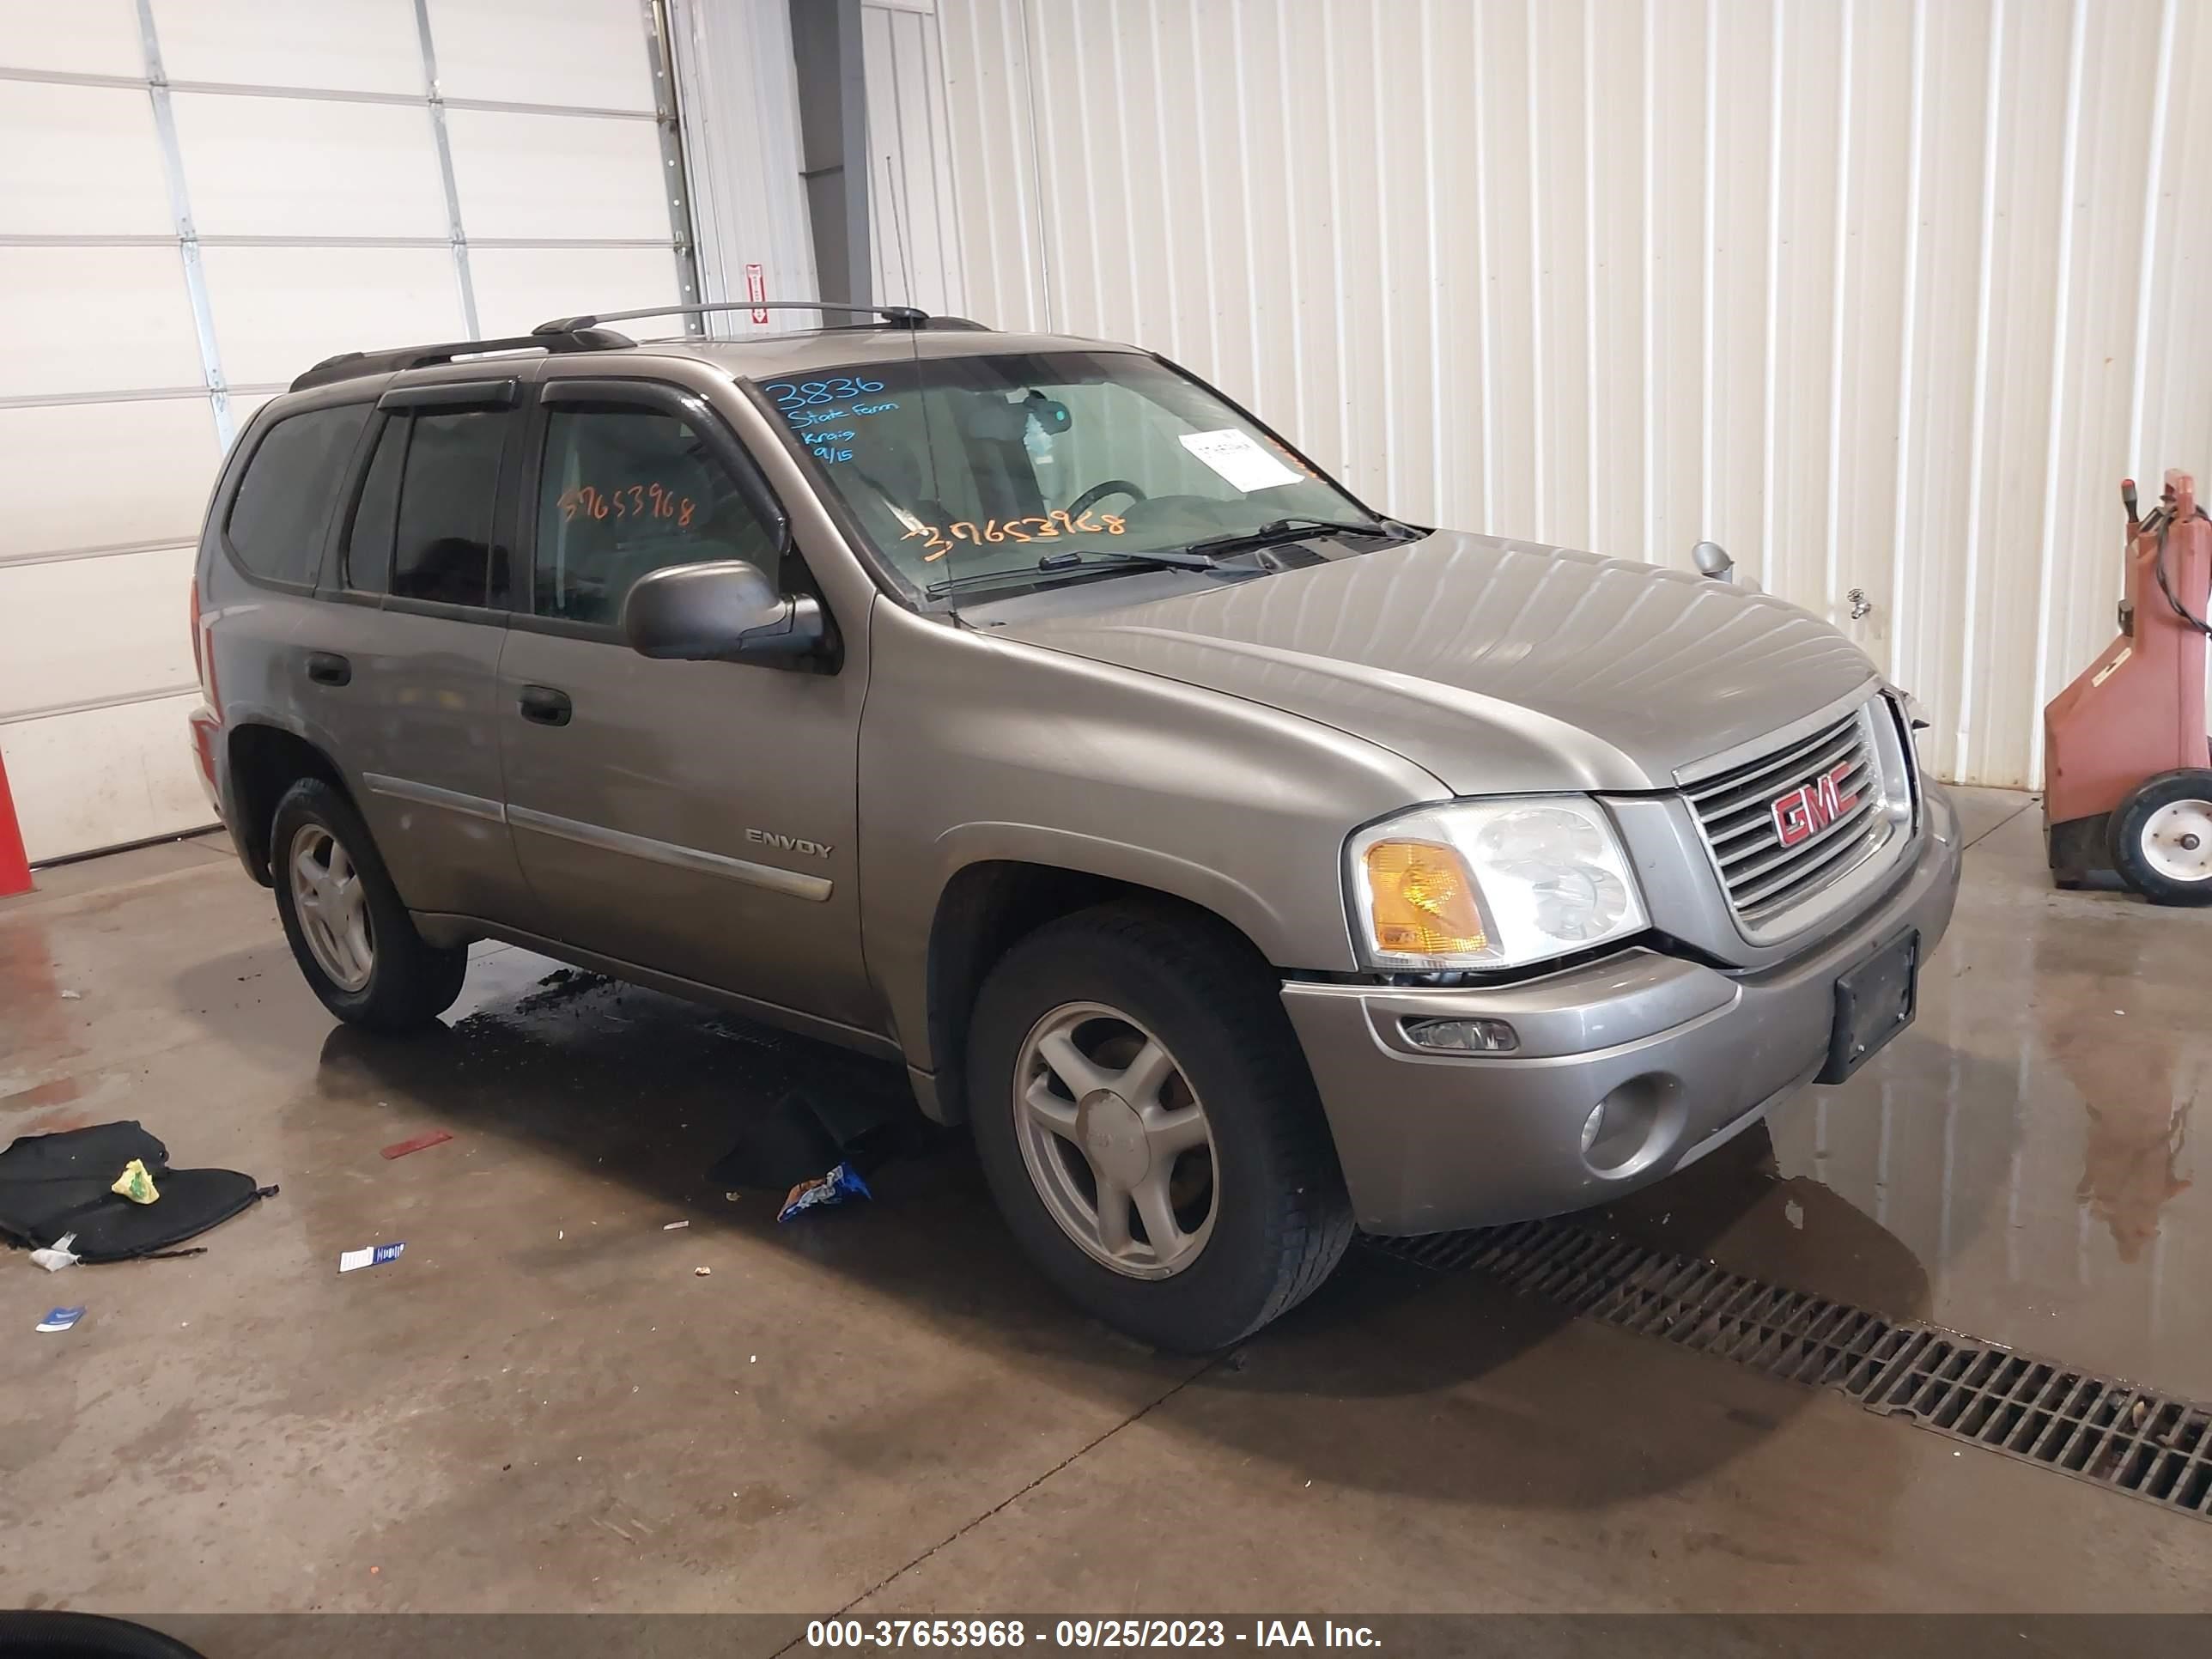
[2,786,2207,1613]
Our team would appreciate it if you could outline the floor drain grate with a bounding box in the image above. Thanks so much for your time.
[1367,1223,1903,1394]
[1866,1331,2212,1517]
[1365,1221,2212,1522]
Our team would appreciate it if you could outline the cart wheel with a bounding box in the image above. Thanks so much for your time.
[2109,769,2212,906]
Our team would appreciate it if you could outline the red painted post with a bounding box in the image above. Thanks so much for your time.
[0,747,32,897]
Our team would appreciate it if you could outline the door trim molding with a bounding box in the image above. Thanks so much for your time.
[507,803,833,902]
[362,772,507,824]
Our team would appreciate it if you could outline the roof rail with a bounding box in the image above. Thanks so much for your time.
[532,300,933,334]
[287,326,636,393]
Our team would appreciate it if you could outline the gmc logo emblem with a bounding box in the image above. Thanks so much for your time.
[1771,763,1861,848]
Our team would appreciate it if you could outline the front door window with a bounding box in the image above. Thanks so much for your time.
[532,404,783,626]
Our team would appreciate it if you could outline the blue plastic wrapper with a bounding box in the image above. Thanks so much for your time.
[777,1160,872,1223]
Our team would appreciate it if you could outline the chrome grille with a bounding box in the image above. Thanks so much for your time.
[1686,702,1895,929]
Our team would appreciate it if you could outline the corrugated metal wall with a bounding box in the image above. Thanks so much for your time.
[670,0,819,333]
[878,0,2212,787]
[863,0,970,318]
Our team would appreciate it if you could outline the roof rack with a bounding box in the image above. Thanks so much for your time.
[532,300,938,333]
[288,326,635,392]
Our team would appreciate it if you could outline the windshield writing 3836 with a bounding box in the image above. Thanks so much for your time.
[763,379,897,465]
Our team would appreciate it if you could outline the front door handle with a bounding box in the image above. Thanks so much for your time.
[519,684,572,726]
[306,652,351,687]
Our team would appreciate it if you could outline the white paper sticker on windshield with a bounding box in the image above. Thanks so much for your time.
[1178,428,1303,493]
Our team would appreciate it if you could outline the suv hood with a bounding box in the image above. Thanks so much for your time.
[993,530,1881,795]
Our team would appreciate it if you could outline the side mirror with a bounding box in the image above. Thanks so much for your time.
[621,560,825,664]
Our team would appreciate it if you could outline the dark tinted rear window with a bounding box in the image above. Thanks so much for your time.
[225,404,373,585]
[337,409,512,608]
[392,410,509,607]
[342,416,407,594]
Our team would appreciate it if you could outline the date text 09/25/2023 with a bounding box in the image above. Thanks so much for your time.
[805,1620,1382,1650]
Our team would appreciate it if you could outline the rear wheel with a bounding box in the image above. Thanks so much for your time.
[270,778,467,1030]
[2110,769,2212,906]
[967,902,1353,1351]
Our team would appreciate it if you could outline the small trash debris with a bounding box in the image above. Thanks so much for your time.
[662,1220,690,1231]
[694,1265,712,1276]
[724,1192,742,1203]
[337,1242,405,1273]
[36,1306,84,1333]
[110,1158,159,1205]
[380,1129,453,1161]
[58,990,81,1001]
[1784,1199,1805,1231]
[30,1231,79,1272]
[778,1160,872,1223]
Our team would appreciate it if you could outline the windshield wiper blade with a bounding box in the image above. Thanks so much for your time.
[1181,517,1399,560]
[1036,546,1218,571]
[1182,517,1397,557]
[925,547,1218,599]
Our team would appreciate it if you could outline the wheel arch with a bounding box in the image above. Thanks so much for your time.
[226,721,355,886]
[918,833,1296,1124]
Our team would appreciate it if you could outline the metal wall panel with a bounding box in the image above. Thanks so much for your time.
[862,0,967,315]
[0,80,174,234]
[0,0,700,860]
[665,0,817,332]
[155,0,427,94]
[915,0,2212,787]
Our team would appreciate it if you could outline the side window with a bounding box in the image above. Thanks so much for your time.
[392,410,510,607]
[342,415,407,594]
[338,410,510,605]
[225,404,372,586]
[534,404,781,626]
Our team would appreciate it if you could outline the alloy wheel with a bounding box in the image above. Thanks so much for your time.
[289,823,374,992]
[1012,1000,1218,1279]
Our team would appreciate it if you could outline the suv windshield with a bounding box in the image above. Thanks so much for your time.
[750,349,1382,599]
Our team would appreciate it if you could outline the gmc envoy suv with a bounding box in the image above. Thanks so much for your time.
[187,303,1960,1351]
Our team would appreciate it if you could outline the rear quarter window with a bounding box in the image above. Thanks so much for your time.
[225,404,373,586]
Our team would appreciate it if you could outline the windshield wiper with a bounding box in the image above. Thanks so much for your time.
[925,546,1219,599]
[1180,516,1402,560]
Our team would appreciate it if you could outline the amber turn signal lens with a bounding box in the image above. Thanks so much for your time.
[1363,839,1489,957]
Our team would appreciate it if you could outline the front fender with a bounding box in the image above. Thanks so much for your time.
[859,605,1449,1077]
[929,821,1290,965]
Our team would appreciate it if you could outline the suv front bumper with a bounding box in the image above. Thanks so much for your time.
[1282,785,1962,1236]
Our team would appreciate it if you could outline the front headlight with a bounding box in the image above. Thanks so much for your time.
[1346,797,1648,972]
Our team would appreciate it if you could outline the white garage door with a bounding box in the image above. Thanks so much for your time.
[0,0,697,862]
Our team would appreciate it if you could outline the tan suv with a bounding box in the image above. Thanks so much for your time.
[188,302,1960,1351]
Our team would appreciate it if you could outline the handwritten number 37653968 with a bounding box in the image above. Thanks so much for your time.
[902,509,1127,562]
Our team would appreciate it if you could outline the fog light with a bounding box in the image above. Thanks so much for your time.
[1401,1016,1519,1054]
[1578,1073,1681,1176]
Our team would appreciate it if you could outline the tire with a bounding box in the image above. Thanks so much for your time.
[2108,768,2212,907]
[270,777,468,1030]
[965,900,1353,1352]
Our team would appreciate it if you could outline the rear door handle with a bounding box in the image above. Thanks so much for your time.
[519,684,572,726]
[306,652,351,687]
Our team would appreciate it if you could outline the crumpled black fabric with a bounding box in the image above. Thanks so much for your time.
[0,1120,271,1263]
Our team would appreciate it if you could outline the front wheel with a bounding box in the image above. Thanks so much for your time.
[2109,769,2212,906]
[966,902,1352,1351]
[270,778,468,1030]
